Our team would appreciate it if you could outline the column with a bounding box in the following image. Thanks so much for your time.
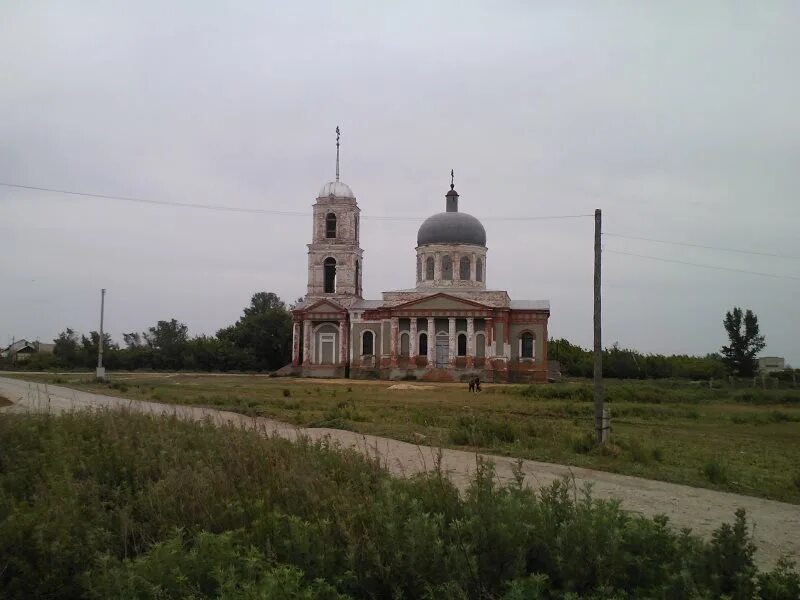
[503,313,511,359]
[292,321,301,366]
[433,253,442,281]
[466,317,475,368]
[485,317,494,359]
[338,319,347,366]
[302,319,312,365]
[427,316,435,366]
[409,318,418,361]
[448,317,456,367]
[470,253,477,281]
[390,317,399,367]
[542,320,548,365]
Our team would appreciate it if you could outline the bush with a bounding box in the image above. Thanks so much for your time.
[0,411,794,599]
[283,388,292,398]
[704,460,729,484]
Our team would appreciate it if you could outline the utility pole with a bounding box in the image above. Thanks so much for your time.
[10,336,15,367]
[96,288,106,380]
[594,209,605,443]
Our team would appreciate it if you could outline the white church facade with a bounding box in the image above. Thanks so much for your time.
[288,134,550,383]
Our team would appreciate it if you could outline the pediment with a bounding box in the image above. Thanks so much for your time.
[304,299,346,314]
[394,293,490,311]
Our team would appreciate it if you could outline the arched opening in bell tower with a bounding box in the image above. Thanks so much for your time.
[325,213,337,238]
[324,257,337,293]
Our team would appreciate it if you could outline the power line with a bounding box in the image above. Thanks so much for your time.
[606,249,800,281]
[604,232,799,260]
[0,182,594,222]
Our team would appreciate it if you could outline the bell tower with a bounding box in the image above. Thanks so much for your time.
[305,127,363,306]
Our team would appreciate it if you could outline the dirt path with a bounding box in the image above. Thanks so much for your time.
[1,376,797,569]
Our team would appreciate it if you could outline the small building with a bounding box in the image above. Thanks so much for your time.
[758,356,785,374]
[1,339,55,362]
[287,133,550,383]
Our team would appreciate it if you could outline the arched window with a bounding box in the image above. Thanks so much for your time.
[520,332,535,359]
[419,332,428,356]
[442,255,453,280]
[425,257,434,280]
[324,257,336,293]
[325,213,337,238]
[400,332,409,356]
[475,333,485,358]
[362,330,374,356]
[476,258,483,282]
[457,333,467,356]
[417,257,421,281]
[459,256,471,280]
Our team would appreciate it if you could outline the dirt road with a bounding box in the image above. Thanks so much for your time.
[1,375,797,568]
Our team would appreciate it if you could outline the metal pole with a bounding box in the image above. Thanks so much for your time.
[96,288,106,380]
[594,209,604,443]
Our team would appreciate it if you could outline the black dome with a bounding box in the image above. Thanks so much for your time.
[417,212,487,246]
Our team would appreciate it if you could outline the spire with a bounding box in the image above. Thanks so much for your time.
[335,126,341,182]
[445,168,459,212]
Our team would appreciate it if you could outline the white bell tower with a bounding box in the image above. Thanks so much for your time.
[305,127,363,306]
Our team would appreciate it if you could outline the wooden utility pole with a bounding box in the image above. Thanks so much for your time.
[594,208,605,443]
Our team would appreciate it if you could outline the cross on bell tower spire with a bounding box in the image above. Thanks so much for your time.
[335,126,341,182]
[450,168,454,190]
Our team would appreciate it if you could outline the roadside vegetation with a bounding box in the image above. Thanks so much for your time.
[9,374,800,504]
[1,410,798,599]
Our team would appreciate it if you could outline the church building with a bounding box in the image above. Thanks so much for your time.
[289,132,550,382]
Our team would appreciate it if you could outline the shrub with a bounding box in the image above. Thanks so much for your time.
[570,431,595,454]
[704,460,729,484]
[0,411,794,599]
[628,439,650,464]
[282,388,292,398]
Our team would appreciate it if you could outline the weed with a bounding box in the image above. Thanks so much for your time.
[282,388,291,398]
[704,460,729,484]
[570,432,595,454]
[0,411,789,600]
[628,440,651,464]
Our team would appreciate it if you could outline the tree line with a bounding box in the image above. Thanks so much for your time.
[5,292,294,373]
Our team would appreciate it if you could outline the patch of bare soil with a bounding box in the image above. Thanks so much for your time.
[387,384,438,391]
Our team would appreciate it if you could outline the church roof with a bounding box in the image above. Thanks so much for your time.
[417,211,486,246]
[509,300,550,310]
[318,181,354,199]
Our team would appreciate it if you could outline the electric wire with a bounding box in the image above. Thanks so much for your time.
[604,232,799,260]
[606,249,800,281]
[0,182,594,222]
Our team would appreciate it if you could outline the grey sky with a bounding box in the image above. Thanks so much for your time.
[2,1,798,364]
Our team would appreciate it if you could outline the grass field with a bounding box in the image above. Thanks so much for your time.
[7,372,800,504]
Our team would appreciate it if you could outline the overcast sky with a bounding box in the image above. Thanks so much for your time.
[2,2,798,364]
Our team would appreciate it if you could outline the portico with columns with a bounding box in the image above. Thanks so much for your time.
[289,131,550,382]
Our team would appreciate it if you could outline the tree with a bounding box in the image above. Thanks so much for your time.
[144,319,189,370]
[219,292,292,371]
[53,328,81,367]
[721,307,766,377]
[122,332,144,349]
[81,331,118,368]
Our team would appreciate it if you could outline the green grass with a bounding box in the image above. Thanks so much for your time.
[1,410,798,599]
[8,373,800,503]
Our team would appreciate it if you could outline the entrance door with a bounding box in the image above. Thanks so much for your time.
[318,333,336,364]
[435,335,449,368]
